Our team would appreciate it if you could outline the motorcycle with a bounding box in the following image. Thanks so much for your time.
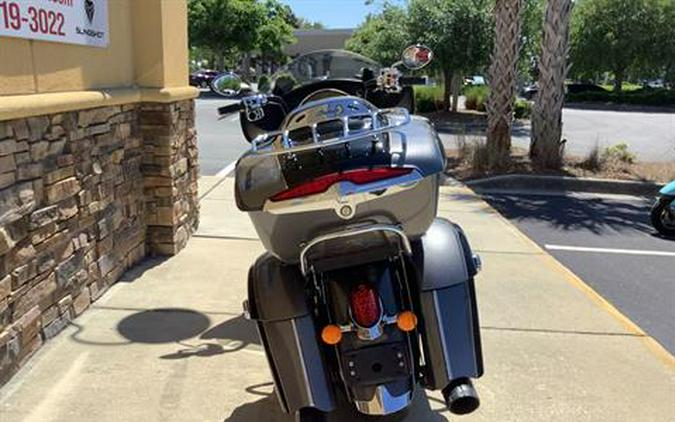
[651,180,675,237]
[213,46,484,421]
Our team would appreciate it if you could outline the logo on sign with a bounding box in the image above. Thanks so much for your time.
[85,0,95,23]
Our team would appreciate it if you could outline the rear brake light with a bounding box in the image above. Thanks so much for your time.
[270,167,412,202]
[350,284,381,328]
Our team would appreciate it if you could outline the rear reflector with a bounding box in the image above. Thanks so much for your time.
[396,311,418,332]
[350,284,381,328]
[271,167,413,202]
[321,324,343,345]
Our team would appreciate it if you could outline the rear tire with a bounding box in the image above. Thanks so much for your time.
[295,407,327,422]
[651,198,675,237]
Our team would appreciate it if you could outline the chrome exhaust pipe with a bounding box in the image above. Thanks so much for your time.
[442,378,480,415]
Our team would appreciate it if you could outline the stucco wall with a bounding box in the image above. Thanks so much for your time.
[0,0,189,97]
[0,0,135,96]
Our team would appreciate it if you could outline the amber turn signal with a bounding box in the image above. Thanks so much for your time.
[397,311,418,332]
[321,324,343,345]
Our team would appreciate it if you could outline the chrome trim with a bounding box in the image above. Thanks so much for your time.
[299,224,413,276]
[433,290,453,381]
[290,319,315,407]
[473,254,482,273]
[353,385,412,415]
[262,170,424,217]
[242,94,268,122]
[250,97,411,155]
[339,313,398,341]
[242,300,250,320]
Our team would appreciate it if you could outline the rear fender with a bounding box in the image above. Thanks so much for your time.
[411,218,478,291]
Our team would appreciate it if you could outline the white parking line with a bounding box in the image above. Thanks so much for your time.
[214,160,237,178]
[228,114,239,123]
[545,244,675,257]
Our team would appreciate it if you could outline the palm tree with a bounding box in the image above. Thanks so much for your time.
[530,0,573,169]
[486,0,524,169]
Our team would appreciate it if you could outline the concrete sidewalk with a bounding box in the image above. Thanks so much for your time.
[1,176,673,421]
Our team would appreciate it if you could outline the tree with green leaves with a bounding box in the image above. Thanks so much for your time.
[570,0,663,92]
[519,0,546,82]
[408,0,493,111]
[188,0,263,70]
[256,0,296,70]
[188,0,295,74]
[346,4,411,66]
[656,0,675,88]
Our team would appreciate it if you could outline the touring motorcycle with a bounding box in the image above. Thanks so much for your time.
[214,46,484,421]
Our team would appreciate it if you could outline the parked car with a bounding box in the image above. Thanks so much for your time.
[189,69,221,89]
[566,83,607,94]
[646,79,665,89]
[522,84,538,100]
[464,75,486,86]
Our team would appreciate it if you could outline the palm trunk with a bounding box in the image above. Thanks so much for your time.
[486,0,524,169]
[451,73,462,112]
[443,68,453,111]
[530,0,573,169]
[613,69,624,93]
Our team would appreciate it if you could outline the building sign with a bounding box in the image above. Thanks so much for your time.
[0,0,108,48]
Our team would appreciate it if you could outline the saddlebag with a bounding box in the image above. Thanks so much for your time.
[412,218,484,390]
[247,253,336,414]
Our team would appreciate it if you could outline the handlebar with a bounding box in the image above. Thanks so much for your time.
[218,102,242,116]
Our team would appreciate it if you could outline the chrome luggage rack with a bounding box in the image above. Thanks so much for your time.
[250,96,411,156]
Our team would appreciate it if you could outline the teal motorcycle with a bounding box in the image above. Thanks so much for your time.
[651,180,675,236]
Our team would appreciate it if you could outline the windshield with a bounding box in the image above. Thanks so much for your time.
[271,50,381,95]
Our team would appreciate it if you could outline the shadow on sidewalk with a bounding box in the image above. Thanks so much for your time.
[103,309,262,359]
[224,383,450,422]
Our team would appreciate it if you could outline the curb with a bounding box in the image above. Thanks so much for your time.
[465,174,663,197]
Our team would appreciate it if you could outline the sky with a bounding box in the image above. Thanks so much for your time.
[280,0,405,29]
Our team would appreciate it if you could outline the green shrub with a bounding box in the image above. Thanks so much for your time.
[514,99,532,119]
[465,86,489,111]
[567,88,675,106]
[602,143,636,165]
[257,75,271,93]
[415,85,444,113]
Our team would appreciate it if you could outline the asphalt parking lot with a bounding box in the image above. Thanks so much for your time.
[482,191,675,354]
[195,92,250,176]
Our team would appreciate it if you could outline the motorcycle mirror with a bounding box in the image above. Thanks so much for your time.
[401,45,434,70]
[211,73,243,97]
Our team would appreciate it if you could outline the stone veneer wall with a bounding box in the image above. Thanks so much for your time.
[0,99,198,385]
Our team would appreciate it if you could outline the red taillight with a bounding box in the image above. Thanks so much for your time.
[350,284,381,328]
[270,167,413,202]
